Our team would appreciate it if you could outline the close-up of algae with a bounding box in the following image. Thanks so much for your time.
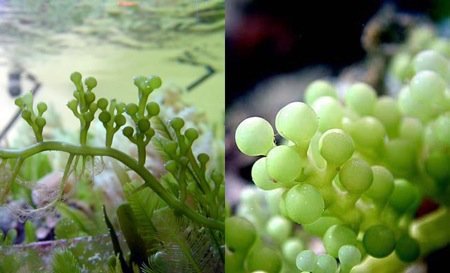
[226,1,449,273]
[1,1,450,273]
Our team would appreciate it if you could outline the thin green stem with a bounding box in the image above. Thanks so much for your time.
[58,154,75,200]
[137,137,146,167]
[77,85,86,112]
[72,155,81,179]
[105,131,114,148]
[138,93,149,118]
[0,141,224,231]
[179,166,187,203]
[80,128,88,146]
[186,150,211,196]
[154,117,209,196]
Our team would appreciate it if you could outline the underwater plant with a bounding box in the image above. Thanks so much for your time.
[0,72,225,272]
[228,47,450,273]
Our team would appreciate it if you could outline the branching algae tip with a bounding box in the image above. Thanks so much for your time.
[0,72,225,273]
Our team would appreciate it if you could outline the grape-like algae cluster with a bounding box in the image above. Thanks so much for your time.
[229,48,450,273]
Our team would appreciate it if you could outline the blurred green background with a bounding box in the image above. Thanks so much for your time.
[0,0,224,141]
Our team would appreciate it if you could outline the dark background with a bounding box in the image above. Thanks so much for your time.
[225,0,447,106]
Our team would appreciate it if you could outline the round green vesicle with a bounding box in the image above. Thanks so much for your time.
[164,160,178,174]
[163,141,178,155]
[146,75,162,89]
[197,153,210,166]
[145,128,155,139]
[363,224,396,258]
[304,80,337,105]
[399,117,424,145]
[146,102,160,116]
[351,117,386,150]
[319,129,354,166]
[235,117,274,156]
[185,128,198,142]
[316,254,338,273]
[339,159,373,194]
[114,114,126,127]
[67,99,78,111]
[284,183,324,224]
[14,97,24,108]
[338,245,361,273]
[389,52,413,80]
[395,235,420,262]
[434,113,450,146]
[126,103,139,116]
[138,119,151,132]
[70,71,82,84]
[312,96,343,132]
[89,102,97,113]
[133,76,146,88]
[425,152,450,180]
[37,102,48,115]
[170,117,185,130]
[410,70,446,105]
[84,77,97,89]
[388,179,419,213]
[251,158,278,190]
[225,216,256,251]
[397,86,433,121]
[97,98,108,110]
[412,50,448,78]
[323,225,358,257]
[345,82,377,116]
[282,238,304,264]
[83,112,94,122]
[35,117,46,128]
[122,126,134,138]
[246,246,282,273]
[364,166,394,201]
[84,92,96,105]
[266,215,291,244]
[266,145,302,183]
[21,110,32,120]
[275,102,318,144]
[296,250,317,272]
[373,96,401,135]
[383,139,417,173]
[99,111,111,123]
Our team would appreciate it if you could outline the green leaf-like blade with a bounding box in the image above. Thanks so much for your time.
[52,249,82,273]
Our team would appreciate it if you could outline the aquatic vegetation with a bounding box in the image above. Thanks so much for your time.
[0,72,224,272]
[1,0,224,54]
[229,47,450,273]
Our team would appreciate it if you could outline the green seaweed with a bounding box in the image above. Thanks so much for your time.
[0,72,224,271]
[52,249,83,273]
[24,220,37,244]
